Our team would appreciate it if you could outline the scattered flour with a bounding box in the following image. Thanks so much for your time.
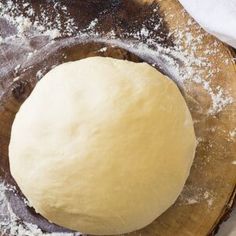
[98,47,108,52]
[15,16,32,34]
[0,0,235,235]
[178,186,215,208]
[140,27,149,37]
[186,199,198,205]
[229,129,236,139]
[43,29,61,40]
[13,76,20,82]
[14,64,21,72]
[0,0,78,40]
[209,88,233,114]
[36,70,44,80]
[27,52,33,59]
[0,182,81,236]
[86,18,98,32]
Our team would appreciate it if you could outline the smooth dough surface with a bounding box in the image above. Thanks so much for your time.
[9,57,196,235]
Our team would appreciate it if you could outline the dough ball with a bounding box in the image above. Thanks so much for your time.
[9,57,196,235]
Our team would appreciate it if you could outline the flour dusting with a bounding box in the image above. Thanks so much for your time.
[0,0,235,235]
[0,0,78,40]
[177,184,215,209]
[0,181,81,236]
[229,129,236,139]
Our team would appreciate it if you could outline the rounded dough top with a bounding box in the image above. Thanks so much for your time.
[9,57,196,235]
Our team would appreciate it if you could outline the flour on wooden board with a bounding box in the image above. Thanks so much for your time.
[0,182,81,236]
[0,0,235,235]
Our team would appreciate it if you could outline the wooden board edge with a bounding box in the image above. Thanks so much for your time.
[209,185,236,235]
[209,45,236,235]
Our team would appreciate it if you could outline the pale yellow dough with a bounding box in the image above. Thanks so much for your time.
[9,57,196,235]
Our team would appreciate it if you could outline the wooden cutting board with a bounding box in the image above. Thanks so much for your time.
[0,0,235,235]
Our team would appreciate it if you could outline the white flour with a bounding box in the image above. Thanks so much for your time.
[0,182,81,236]
[0,0,78,40]
[229,129,236,139]
[0,0,235,235]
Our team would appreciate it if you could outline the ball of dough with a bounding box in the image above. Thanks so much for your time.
[9,57,196,235]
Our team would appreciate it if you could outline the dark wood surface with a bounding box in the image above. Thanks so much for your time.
[0,0,235,235]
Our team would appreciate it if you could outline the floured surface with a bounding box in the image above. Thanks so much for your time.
[0,0,235,236]
[0,181,81,236]
[0,0,233,113]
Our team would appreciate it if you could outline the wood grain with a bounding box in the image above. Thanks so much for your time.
[0,0,235,235]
